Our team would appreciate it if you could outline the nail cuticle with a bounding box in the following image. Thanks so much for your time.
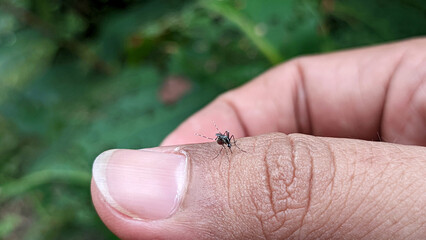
[173,147,190,215]
[93,149,145,220]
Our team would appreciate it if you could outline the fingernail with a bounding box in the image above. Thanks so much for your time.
[92,148,188,220]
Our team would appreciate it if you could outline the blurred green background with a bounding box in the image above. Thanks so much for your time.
[0,0,425,239]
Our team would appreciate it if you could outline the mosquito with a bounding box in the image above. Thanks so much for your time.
[195,122,246,159]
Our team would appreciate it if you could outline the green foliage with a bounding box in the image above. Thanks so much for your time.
[0,0,425,239]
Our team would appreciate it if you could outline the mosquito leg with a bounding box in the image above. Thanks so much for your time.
[230,135,247,153]
[213,121,220,132]
[230,134,235,143]
[213,146,224,159]
[223,145,229,157]
[195,133,215,141]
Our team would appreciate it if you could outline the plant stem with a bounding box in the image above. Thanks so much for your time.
[0,169,91,203]
[202,0,284,65]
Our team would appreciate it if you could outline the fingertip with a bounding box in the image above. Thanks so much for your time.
[92,177,195,240]
[91,147,194,239]
[91,179,157,239]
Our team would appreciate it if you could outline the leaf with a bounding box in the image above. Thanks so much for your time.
[0,30,56,103]
[202,0,284,64]
[0,214,22,238]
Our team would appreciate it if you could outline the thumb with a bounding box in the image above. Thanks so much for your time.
[91,133,426,239]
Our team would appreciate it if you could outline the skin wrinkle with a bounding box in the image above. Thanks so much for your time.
[370,181,403,232]
[269,78,288,133]
[270,159,289,234]
[292,69,301,133]
[403,55,426,120]
[225,135,277,239]
[289,135,342,239]
[404,226,422,240]
[275,155,289,201]
[246,134,263,235]
[227,219,239,240]
[402,77,426,141]
[231,175,253,236]
[220,95,249,137]
[401,85,423,139]
[316,143,374,239]
[249,191,268,240]
[263,140,276,216]
[339,150,394,238]
[261,139,287,238]
[337,164,380,234]
[264,135,300,239]
[241,133,314,239]
[352,163,394,239]
[358,160,393,216]
[304,139,337,239]
[380,194,416,238]
[384,180,423,236]
[218,147,225,189]
[297,145,314,239]
[287,133,297,188]
[266,159,290,234]
[324,140,337,203]
[356,58,382,140]
[294,59,313,135]
[398,182,424,212]
[325,146,361,238]
[403,198,426,238]
[380,47,410,143]
[226,149,232,211]
[249,135,262,229]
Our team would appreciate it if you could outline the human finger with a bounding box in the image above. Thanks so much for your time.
[162,38,426,146]
[92,133,426,239]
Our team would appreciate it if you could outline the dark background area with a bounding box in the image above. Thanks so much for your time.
[0,0,425,239]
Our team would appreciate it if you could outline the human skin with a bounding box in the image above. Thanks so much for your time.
[91,38,426,239]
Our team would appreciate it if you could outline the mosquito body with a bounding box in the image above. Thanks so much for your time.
[196,123,246,159]
[215,131,234,152]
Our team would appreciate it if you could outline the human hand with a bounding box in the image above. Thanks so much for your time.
[91,38,426,239]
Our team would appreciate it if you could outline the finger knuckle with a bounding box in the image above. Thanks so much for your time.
[245,133,332,239]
